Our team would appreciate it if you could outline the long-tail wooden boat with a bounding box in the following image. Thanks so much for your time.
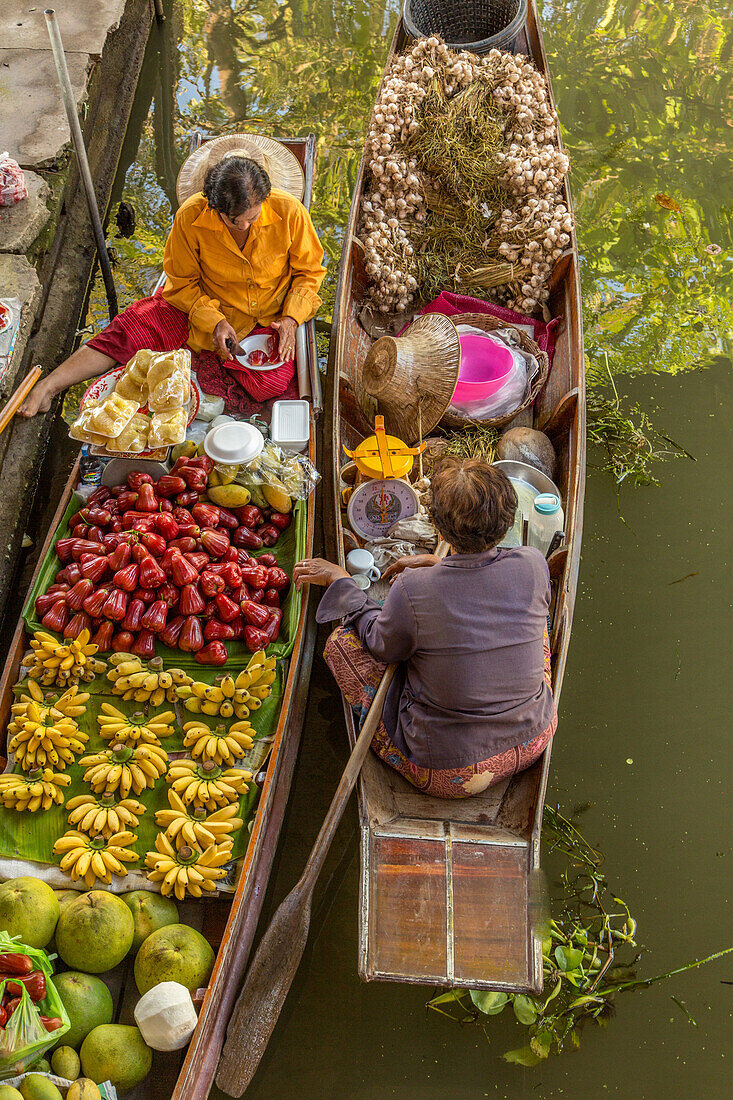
[0,135,319,1099]
[325,4,585,995]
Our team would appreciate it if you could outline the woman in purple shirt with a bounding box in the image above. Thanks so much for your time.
[294,458,557,798]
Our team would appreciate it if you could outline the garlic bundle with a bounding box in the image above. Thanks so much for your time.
[358,37,573,316]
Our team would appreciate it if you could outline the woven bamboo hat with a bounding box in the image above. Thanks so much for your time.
[177,134,305,205]
[355,313,461,444]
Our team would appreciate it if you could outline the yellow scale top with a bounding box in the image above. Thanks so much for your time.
[344,416,426,480]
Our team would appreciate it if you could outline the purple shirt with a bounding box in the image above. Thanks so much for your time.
[316,547,555,769]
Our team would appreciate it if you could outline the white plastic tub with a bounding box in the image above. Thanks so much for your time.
[270,400,310,453]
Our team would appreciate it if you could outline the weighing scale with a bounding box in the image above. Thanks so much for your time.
[344,417,425,541]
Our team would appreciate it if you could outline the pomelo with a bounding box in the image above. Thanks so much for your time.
[55,888,83,907]
[0,877,59,947]
[121,890,179,953]
[56,890,133,972]
[134,923,214,995]
[52,971,114,1050]
[0,1087,23,1099]
[67,1084,102,1100]
[80,1024,152,1094]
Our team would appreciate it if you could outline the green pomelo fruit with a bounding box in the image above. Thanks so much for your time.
[56,890,133,972]
[121,890,179,953]
[0,1086,23,1099]
[134,923,214,995]
[18,1077,63,1100]
[51,1044,81,1079]
[29,1059,51,1073]
[0,877,59,947]
[52,971,114,1050]
[80,1024,152,1094]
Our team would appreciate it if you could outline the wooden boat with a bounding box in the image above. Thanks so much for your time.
[0,135,319,1099]
[325,4,585,995]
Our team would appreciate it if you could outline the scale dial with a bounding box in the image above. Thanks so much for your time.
[347,478,420,541]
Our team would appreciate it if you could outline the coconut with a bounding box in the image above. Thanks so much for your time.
[497,427,557,479]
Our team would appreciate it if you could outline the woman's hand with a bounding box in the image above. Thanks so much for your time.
[382,554,441,582]
[18,375,56,418]
[293,557,350,590]
[271,316,297,362]
[213,319,239,356]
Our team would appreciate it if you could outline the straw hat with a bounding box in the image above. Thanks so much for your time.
[355,313,461,444]
[176,134,305,205]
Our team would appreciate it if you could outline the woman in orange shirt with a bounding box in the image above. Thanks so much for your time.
[20,151,325,416]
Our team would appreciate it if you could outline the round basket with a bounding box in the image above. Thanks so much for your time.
[439,313,548,430]
[403,0,528,54]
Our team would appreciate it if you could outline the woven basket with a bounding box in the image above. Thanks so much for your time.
[403,0,528,54]
[439,313,548,430]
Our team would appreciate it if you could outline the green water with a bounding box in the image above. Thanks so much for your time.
[96,0,731,1094]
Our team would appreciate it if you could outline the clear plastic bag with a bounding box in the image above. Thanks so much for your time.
[0,931,70,1077]
[0,153,28,206]
[447,327,539,420]
[147,349,191,412]
[216,441,320,506]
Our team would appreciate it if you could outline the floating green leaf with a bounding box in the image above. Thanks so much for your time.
[502,1045,543,1067]
[470,990,508,1015]
[512,995,538,1025]
[554,946,585,972]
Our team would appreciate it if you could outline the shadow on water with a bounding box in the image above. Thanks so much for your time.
[40,0,733,1094]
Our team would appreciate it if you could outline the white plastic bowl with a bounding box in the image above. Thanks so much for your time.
[203,421,264,465]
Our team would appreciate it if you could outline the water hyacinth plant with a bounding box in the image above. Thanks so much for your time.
[428,806,732,1065]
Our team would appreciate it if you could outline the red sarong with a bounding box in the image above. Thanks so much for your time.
[87,291,295,404]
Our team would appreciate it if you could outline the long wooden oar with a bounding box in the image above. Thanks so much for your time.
[216,661,397,1096]
[0,366,42,435]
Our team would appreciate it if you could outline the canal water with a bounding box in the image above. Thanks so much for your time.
[89,0,732,1095]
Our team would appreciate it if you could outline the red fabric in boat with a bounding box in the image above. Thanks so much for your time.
[420,291,560,363]
[87,291,295,404]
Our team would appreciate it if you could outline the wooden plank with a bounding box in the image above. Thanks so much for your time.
[362,834,447,982]
[451,838,533,989]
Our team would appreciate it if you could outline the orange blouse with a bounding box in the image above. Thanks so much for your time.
[162,189,326,353]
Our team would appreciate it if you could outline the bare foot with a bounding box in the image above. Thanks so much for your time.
[18,375,55,417]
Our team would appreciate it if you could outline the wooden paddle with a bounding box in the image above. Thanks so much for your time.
[216,661,397,1096]
[0,366,42,434]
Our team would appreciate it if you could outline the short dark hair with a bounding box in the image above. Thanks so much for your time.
[202,156,271,219]
[428,457,517,554]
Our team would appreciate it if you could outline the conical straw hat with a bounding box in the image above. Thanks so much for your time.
[355,313,461,444]
[177,134,305,205]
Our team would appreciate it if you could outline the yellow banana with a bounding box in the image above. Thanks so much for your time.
[53,829,138,888]
[145,833,231,900]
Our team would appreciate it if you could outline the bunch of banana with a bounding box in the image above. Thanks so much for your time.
[7,703,88,770]
[97,703,175,746]
[106,655,192,706]
[175,652,276,718]
[145,833,232,900]
[182,720,254,765]
[81,742,169,797]
[155,791,243,849]
[12,679,89,718]
[0,767,71,811]
[53,829,138,888]
[22,629,106,687]
[167,759,251,812]
[66,791,146,838]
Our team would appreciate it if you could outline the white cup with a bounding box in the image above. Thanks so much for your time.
[346,549,380,582]
[351,574,371,591]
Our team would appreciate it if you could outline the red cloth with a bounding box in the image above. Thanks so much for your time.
[420,291,559,364]
[87,292,295,404]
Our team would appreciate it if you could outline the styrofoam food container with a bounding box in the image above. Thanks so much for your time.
[270,400,309,453]
[204,421,264,465]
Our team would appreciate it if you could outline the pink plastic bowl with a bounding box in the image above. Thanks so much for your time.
[452,333,514,404]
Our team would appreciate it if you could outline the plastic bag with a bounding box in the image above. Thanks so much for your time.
[0,297,22,386]
[224,441,320,504]
[0,932,70,1078]
[447,327,540,420]
[0,153,28,206]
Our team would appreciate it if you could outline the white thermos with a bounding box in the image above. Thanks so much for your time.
[528,493,564,555]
